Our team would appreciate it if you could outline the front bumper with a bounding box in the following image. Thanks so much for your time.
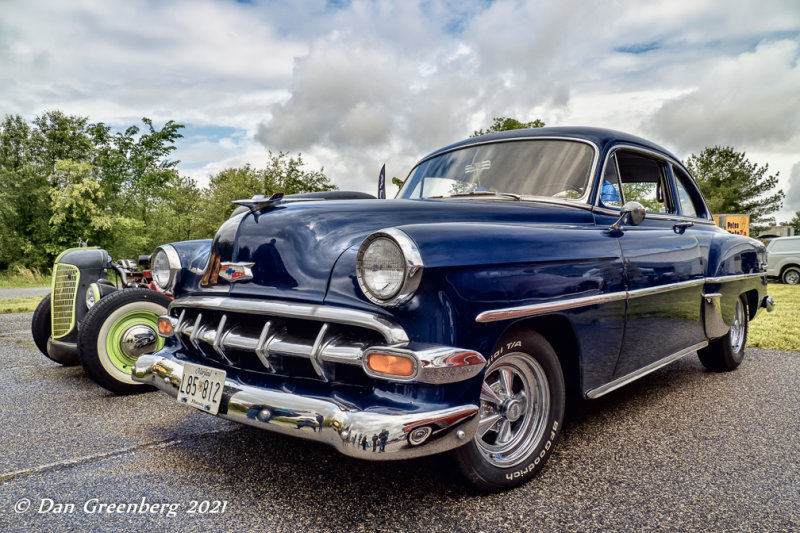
[132,353,479,460]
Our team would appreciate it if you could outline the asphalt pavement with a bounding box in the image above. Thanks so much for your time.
[0,311,798,532]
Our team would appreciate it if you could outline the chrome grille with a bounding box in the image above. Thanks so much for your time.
[51,264,79,338]
[172,306,387,383]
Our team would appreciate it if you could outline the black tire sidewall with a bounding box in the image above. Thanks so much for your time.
[454,330,565,491]
[31,293,52,356]
[78,288,171,394]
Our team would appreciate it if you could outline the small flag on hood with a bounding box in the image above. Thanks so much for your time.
[378,164,386,199]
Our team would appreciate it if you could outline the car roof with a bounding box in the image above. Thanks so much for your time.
[418,126,679,165]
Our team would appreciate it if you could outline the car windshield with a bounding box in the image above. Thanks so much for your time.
[398,139,595,201]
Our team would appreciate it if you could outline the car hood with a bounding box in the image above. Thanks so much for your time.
[199,198,593,303]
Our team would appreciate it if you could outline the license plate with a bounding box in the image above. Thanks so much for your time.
[177,362,226,415]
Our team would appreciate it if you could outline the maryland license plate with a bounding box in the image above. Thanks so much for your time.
[177,362,226,415]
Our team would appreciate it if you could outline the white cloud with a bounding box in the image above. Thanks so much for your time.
[0,0,797,203]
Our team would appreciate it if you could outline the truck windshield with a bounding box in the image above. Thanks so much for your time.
[398,139,595,201]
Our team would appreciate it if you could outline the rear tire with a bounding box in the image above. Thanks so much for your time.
[31,294,79,366]
[453,330,565,491]
[698,295,748,372]
[78,288,171,394]
[782,266,800,285]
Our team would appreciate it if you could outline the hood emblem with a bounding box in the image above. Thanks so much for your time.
[219,262,255,282]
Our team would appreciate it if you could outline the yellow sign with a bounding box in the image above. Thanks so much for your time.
[713,214,750,237]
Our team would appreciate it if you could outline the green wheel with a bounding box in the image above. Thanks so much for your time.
[78,288,171,394]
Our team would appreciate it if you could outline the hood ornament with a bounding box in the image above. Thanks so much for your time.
[232,193,285,212]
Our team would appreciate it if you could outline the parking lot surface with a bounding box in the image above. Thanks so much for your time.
[1,311,798,532]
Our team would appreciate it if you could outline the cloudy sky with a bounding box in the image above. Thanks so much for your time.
[2,0,799,219]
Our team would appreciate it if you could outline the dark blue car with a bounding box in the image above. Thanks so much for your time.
[133,127,773,490]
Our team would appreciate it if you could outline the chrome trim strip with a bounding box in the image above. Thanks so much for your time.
[475,274,763,323]
[475,292,627,323]
[586,341,709,399]
[627,278,705,299]
[171,296,409,346]
[133,354,479,460]
[705,272,764,284]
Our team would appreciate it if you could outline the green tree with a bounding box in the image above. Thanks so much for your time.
[198,152,337,237]
[472,117,545,137]
[786,211,800,236]
[686,146,784,235]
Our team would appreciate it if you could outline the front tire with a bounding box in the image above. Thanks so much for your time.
[78,288,171,394]
[698,295,748,372]
[453,330,565,491]
[31,294,79,366]
[782,266,800,285]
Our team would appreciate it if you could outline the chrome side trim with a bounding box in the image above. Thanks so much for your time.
[705,272,764,284]
[475,292,627,323]
[171,296,409,346]
[627,278,705,299]
[586,341,709,399]
[475,275,762,323]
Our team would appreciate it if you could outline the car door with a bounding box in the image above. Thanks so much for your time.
[595,147,707,378]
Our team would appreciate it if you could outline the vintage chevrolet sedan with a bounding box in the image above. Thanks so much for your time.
[133,127,774,490]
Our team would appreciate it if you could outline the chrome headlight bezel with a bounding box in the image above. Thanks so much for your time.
[151,245,182,292]
[356,228,423,307]
[85,282,100,309]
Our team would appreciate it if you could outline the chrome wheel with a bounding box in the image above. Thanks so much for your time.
[477,353,550,468]
[783,268,800,285]
[729,299,746,354]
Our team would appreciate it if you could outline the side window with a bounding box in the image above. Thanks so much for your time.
[614,150,672,214]
[671,165,706,218]
[599,154,623,208]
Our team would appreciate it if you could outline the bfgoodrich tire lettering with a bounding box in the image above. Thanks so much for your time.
[78,288,171,394]
[453,330,565,491]
[698,295,748,372]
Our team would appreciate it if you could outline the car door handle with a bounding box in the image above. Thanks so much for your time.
[673,221,693,233]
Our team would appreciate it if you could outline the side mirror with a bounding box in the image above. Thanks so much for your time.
[610,201,646,231]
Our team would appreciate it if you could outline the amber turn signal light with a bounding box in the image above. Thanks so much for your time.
[366,352,415,377]
[157,316,173,337]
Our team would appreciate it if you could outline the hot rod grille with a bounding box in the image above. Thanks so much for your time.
[171,307,387,385]
[51,264,79,339]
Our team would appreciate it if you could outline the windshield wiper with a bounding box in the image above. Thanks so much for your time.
[439,190,522,200]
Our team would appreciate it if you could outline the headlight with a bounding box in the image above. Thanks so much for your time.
[151,245,181,292]
[85,283,100,309]
[356,228,423,307]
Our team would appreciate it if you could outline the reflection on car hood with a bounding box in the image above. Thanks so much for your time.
[202,198,591,303]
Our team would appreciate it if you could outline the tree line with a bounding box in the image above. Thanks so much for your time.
[0,111,336,271]
[0,112,791,272]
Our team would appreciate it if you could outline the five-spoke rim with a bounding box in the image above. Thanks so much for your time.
[729,299,746,354]
[476,353,550,467]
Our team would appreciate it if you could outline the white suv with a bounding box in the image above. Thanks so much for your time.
[766,236,800,284]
